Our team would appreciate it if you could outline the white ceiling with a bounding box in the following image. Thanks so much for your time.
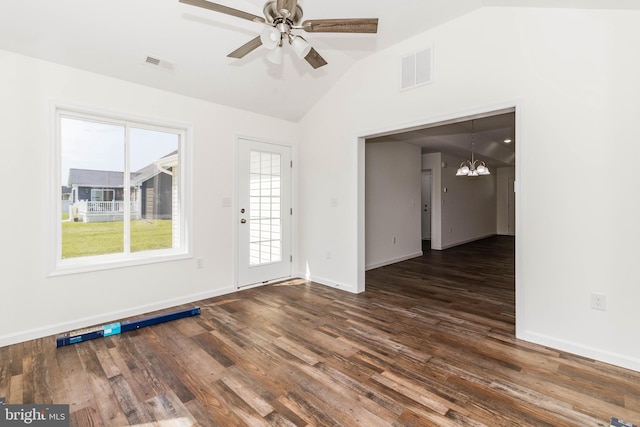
[0,0,636,122]
[368,111,516,168]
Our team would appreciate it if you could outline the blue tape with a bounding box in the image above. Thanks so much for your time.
[103,322,121,337]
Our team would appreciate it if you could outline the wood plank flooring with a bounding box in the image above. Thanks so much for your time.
[2,236,639,426]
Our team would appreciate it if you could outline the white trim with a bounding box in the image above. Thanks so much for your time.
[48,101,193,276]
[355,99,522,316]
[365,252,423,271]
[519,330,640,373]
[233,134,296,290]
[0,286,235,348]
[305,275,359,294]
[48,253,192,277]
[439,233,497,250]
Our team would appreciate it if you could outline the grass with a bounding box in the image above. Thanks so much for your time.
[62,219,173,258]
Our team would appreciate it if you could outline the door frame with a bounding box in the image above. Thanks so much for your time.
[421,169,433,242]
[356,101,521,333]
[233,135,295,290]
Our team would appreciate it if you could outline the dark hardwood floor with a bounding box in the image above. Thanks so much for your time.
[1,236,639,426]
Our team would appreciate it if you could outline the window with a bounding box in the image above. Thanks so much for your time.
[51,107,190,274]
[249,150,282,265]
[91,189,114,202]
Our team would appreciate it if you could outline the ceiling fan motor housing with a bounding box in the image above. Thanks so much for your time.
[263,0,303,25]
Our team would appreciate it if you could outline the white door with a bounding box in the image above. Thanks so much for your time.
[237,138,292,288]
[421,170,432,240]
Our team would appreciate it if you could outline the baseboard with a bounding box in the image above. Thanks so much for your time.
[440,233,497,250]
[0,286,236,348]
[518,330,640,373]
[365,251,423,271]
[302,274,359,294]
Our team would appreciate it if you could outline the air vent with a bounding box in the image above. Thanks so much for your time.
[145,56,161,66]
[401,47,433,90]
[142,55,176,73]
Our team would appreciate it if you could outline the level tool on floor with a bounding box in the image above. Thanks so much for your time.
[611,418,637,427]
[56,307,201,348]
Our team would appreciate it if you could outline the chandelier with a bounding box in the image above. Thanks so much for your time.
[456,120,491,177]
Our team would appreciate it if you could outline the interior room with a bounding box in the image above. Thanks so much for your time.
[1,0,640,425]
[365,111,516,270]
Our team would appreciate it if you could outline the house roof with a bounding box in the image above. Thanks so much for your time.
[68,152,178,188]
[68,169,134,188]
[131,152,178,187]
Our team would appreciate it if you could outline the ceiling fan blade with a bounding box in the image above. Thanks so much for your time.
[227,36,262,59]
[301,18,378,33]
[179,0,265,24]
[304,48,328,69]
[276,0,298,19]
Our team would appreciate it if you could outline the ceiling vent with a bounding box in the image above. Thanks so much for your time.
[401,47,433,90]
[143,55,176,73]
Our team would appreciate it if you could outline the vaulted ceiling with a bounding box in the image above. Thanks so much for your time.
[1,0,634,123]
[368,111,516,168]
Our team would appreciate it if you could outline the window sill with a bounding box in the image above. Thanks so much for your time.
[48,250,192,277]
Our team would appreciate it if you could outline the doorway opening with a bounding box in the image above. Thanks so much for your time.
[421,169,432,245]
[360,105,519,330]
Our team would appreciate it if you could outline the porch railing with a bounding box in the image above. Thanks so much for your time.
[73,200,139,216]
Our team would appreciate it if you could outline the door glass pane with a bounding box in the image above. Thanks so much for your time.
[61,118,124,258]
[129,128,179,253]
[249,150,281,265]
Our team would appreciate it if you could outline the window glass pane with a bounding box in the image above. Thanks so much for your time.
[61,118,125,259]
[129,128,179,253]
[248,150,282,266]
[58,113,185,268]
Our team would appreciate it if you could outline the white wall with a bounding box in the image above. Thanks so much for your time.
[422,153,442,250]
[421,153,497,249]
[497,167,516,235]
[298,7,640,371]
[0,50,297,346]
[365,141,422,270]
[439,152,497,248]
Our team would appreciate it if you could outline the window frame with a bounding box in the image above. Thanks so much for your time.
[48,104,192,276]
[91,189,114,202]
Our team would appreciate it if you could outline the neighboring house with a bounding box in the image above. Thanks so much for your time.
[61,186,71,216]
[61,186,71,200]
[68,152,177,223]
[131,151,177,221]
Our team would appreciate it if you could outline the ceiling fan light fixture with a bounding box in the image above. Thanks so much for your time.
[260,26,281,49]
[289,35,311,59]
[266,45,284,64]
[180,0,379,70]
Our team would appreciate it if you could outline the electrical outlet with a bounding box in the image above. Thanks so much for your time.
[325,251,332,260]
[591,293,606,311]
[196,258,204,269]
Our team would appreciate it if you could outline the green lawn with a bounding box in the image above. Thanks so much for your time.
[62,219,173,258]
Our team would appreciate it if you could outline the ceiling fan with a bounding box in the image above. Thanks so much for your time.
[179,0,378,69]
